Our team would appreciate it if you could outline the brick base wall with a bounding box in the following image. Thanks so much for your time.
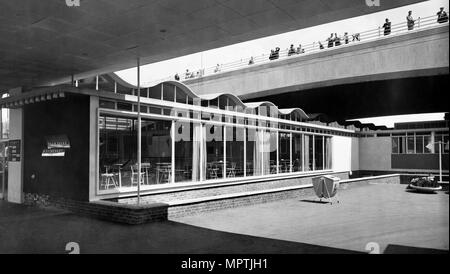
[115,172,349,205]
[23,173,400,225]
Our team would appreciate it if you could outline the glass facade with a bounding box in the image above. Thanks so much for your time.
[96,83,336,193]
[392,132,448,154]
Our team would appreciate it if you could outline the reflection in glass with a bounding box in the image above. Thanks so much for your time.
[315,135,324,170]
[293,133,303,172]
[205,124,224,180]
[226,125,245,178]
[278,132,291,173]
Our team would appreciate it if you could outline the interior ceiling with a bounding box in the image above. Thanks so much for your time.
[0,0,424,90]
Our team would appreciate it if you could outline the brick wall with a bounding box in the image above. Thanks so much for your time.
[115,172,349,205]
[23,173,400,225]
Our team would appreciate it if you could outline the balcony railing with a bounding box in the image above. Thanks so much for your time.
[141,14,449,87]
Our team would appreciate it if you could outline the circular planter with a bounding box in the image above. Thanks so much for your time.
[409,184,442,193]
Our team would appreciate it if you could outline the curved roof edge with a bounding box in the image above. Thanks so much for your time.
[106,73,309,120]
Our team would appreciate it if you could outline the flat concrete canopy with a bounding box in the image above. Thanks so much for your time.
[0,0,424,90]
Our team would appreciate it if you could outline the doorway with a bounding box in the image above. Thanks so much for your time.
[0,141,8,200]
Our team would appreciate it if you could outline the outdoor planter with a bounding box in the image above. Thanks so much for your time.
[409,176,442,193]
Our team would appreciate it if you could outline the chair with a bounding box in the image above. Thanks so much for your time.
[130,164,145,186]
[226,162,236,178]
[101,166,118,189]
[207,163,218,179]
[158,165,172,184]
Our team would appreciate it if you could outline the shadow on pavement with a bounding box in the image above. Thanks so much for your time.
[0,201,361,254]
[299,199,331,204]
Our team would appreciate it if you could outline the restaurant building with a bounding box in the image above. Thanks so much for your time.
[0,74,357,203]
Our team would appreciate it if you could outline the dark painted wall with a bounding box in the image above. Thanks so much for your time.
[391,153,449,170]
[23,94,90,201]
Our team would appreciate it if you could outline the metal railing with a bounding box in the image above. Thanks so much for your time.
[141,13,448,87]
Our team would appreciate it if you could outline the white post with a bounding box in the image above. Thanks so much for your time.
[137,58,141,205]
[289,132,292,173]
[276,130,279,174]
[171,120,175,183]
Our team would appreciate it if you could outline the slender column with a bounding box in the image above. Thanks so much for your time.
[223,125,226,178]
[171,120,175,183]
[289,133,292,173]
[312,135,315,171]
[137,58,141,205]
[95,75,99,91]
[276,130,279,174]
[114,81,117,93]
[439,142,442,183]
[200,123,204,181]
[243,129,247,177]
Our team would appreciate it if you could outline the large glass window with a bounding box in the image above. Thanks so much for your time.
[205,124,224,180]
[99,116,136,190]
[246,128,256,176]
[141,119,172,185]
[325,136,332,169]
[293,133,303,172]
[424,135,433,153]
[314,135,324,170]
[225,125,245,178]
[407,135,415,154]
[174,119,194,183]
[269,130,278,174]
[99,115,174,191]
[415,134,424,154]
[392,135,406,154]
[435,132,449,153]
[278,132,291,173]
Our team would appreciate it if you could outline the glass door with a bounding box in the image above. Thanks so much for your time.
[0,141,7,200]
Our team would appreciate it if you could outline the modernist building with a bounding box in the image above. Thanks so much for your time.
[0,74,447,204]
[0,75,357,203]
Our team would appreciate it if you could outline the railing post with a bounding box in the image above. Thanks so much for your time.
[378,26,381,37]
[417,17,420,28]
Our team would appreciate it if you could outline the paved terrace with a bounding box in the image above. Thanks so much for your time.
[0,183,448,253]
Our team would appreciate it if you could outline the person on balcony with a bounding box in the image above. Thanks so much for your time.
[214,64,221,73]
[352,33,360,41]
[343,32,349,44]
[406,11,415,30]
[334,33,341,46]
[383,18,391,35]
[437,7,449,23]
[296,44,305,54]
[288,44,296,56]
[269,49,275,60]
[327,33,334,48]
[174,73,180,81]
[318,41,324,50]
[248,56,254,65]
[273,47,280,59]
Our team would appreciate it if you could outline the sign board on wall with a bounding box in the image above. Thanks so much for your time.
[41,134,70,157]
[42,148,65,157]
[8,139,21,161]
[46,134,70,149]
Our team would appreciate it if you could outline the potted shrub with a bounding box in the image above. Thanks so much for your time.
[409,176,442,193]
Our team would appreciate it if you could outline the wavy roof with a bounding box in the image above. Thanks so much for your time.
[108,73,309,120]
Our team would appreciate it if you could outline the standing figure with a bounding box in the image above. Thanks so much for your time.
[406,11,415,30]
[383,18,391,35]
